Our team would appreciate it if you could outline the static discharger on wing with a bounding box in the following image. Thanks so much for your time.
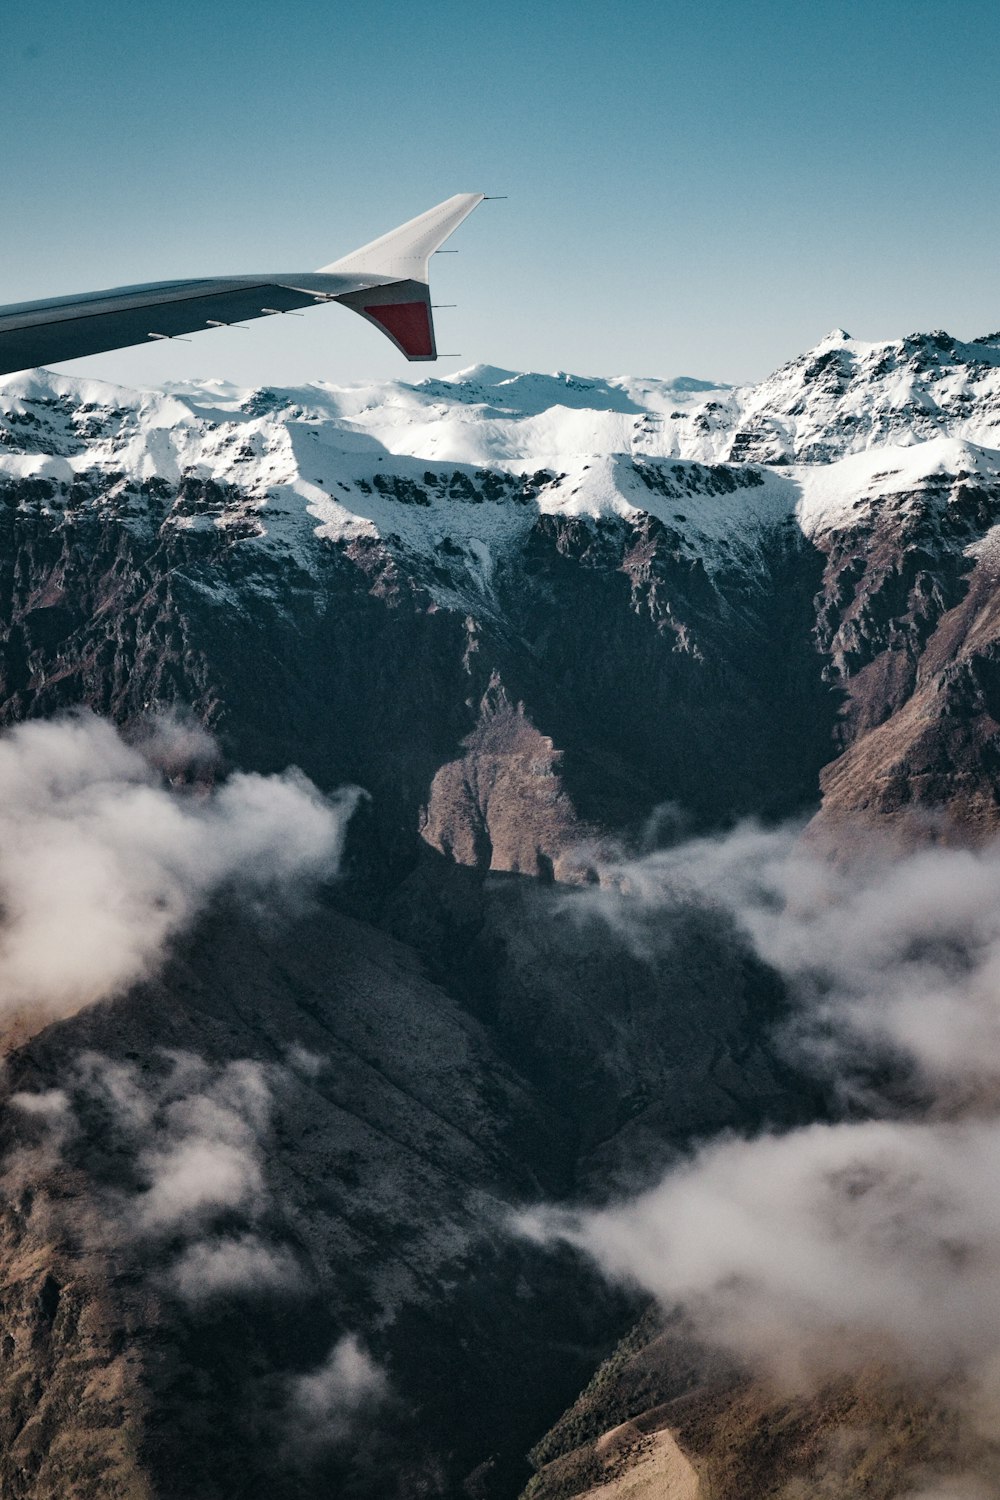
[0,194,488,376]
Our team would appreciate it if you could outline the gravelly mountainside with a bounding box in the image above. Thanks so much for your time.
[521,1311,1000,1500]
[2,328,1000,1496]
[0,887,812,1499]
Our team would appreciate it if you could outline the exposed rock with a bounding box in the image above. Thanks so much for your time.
[1,335,1000,1495]
[523,1316,1000,1500]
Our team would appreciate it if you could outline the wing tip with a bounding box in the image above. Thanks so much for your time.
[360,300,436,360]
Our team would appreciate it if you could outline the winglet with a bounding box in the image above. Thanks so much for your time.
[334,281,439,360]
[319,192,485,284]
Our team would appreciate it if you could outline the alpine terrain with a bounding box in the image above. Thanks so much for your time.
[2,324,1000,1497]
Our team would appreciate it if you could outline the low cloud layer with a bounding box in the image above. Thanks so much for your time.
[0,709,359,1302]
[523,821,1000,1457]
[0,711,358,1026]
[566,820,1000,1096]
[524,1114,1000,1397]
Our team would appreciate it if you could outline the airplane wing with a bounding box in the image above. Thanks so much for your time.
[0,193,485,377]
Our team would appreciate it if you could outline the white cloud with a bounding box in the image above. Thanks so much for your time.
[522,1114,1000,1392]
[567,820,1000,1096]
[290,1334,389,1447]
[81,1052,276,1239]
[14,1051,301,1305]
[168,1234,305,1301]
[285,1043,327,1080]
[137,1134,265,1233]
[523,820,1000,1443]
[127,709,220,780]
[0,710,358,1028]
[9,1087,71,1120]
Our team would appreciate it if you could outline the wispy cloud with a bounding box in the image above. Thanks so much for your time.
[0,710,359,1028]
[521,820,1000,1451]
[168,1234,305,1302]
[289,1334,390,1449]
[13,1050,298,1298]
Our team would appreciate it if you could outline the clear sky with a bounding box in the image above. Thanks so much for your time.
[3,0,999,390]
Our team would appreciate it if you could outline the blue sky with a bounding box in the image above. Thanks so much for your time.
[3,0,999,388]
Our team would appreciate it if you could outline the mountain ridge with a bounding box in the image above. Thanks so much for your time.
[2,328,1000,1494]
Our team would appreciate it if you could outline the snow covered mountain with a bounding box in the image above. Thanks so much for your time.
[3,329,1000,1497]
[6,325,1000,560]
[5,325,1000,845]
[4,329,1000,651]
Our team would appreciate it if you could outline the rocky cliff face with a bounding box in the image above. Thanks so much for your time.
[1,330,1000,1496]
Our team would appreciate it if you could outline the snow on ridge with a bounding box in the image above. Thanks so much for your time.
[3,331,1000,598]
[793,437,1000,539]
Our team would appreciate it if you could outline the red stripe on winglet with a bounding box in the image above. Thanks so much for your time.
[364,301,433,357]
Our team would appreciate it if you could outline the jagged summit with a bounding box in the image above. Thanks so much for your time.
[2,327,1000,603]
